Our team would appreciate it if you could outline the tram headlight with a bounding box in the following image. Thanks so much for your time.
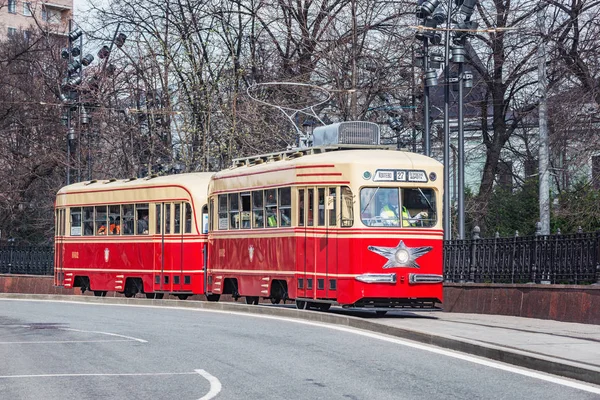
[395,249,410,265]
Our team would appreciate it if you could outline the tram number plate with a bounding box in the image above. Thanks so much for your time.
[71,251,79,259]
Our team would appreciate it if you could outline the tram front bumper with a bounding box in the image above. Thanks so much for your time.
[355,273,396,284]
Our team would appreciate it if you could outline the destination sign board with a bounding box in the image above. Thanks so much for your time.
[372,169,428,183]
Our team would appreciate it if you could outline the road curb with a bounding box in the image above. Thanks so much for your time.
[1,293,599,386]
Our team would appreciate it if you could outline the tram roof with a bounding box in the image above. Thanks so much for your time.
[56,172,215,196]
[217,147,442,178]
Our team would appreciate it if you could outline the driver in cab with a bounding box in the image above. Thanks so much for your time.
[380,190,427,227]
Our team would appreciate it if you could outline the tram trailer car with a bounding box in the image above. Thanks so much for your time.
[206,122,444,312]
[54,173,214,299]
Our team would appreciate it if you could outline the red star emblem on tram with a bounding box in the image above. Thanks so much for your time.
[368,240,433,269]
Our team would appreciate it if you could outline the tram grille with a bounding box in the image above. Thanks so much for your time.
[313,122,380,146]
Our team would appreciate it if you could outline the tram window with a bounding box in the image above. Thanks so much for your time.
[298,189,305,227]
[317,188,325,226]
[136,203,149,234]
[229,193,240,229]
[165,203,172,233]
[155,204,162,234]
[359,187,436,228]
[265,189,277,228]
[328,187,337,227]
[83,207,94,236]
[174,203,181,234]
[208,200,214,232]
[341,186,354,227]
[109,205,120,235]
[95,206,108,235]
[307,189,314,226]
[252,191,264,229]
[185,202,193,233]
[402,188,437,227]
[218,195,228,230]
[240,192,251,229]
[279,187,291,227]
[70,207,82,236]
[122,204,134,235]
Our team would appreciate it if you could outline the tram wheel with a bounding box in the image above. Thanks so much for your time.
[145,293,164,299]
[270,297,281,304]
[375,310,388,316]
[176,294,189,300]
[295,300,307,310]
[206,294,220,302]
[245,296,259,305]
[124,292,135,298]
[318,303,331,312]
[93,291,107,297]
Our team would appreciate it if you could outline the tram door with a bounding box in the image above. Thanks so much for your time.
[300,187,336,300]
[154,202,186,293]
[54,208,66,286]
[316,187,337,300]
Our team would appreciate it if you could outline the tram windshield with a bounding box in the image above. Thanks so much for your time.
[360,187,437,227]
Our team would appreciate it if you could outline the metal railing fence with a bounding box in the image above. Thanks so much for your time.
[444,227,600,285]
[0,245,54,276]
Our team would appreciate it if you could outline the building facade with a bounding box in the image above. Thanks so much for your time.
[0,0,71,38]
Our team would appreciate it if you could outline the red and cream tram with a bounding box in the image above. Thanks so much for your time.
[205,122,444,311]
[54,173,213,298]
[54,122,444,312]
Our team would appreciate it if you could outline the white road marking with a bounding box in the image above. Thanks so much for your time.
[60,328,147,343]
[0,372,198,379]
[0,340,134,344]
[2,298,599,394]
[195,369,222,400]
[0,370,222,399]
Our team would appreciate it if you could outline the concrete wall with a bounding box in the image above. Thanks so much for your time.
[2,275,598,324]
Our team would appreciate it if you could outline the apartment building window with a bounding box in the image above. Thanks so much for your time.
[8,0,16,14]
[23,2,32,17]
[7,27,17,37]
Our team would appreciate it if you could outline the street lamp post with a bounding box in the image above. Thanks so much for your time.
[58,22,126,184]
[416,0,478,240]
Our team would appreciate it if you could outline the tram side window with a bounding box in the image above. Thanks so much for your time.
[56,209,66,236]
[341,186,354,227]
[265,189,278,228]
[70,207,82,236]
[136,203,149,234]
[218,195,228,230]
[229,193,239,229]
[279,187,291,227]
[122,204,134,235]
[252,191,264,229]
[240,192,251,229]
[165,203,172,234]
[185,202,193,233]
[109,205,120,235]
[298,189,305,227]
[83,207,94,236]
[95,206,108,235]
[307,189,314,226]
[174,203,181,234]
[328,187,337,227]
[155,204,162,234]
[317,188,325,226]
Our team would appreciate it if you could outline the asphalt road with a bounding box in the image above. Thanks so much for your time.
[0,299,598,400]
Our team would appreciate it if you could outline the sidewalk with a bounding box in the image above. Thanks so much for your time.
[370,311,600,385]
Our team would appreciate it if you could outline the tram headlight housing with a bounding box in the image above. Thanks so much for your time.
[395,249,410,265]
